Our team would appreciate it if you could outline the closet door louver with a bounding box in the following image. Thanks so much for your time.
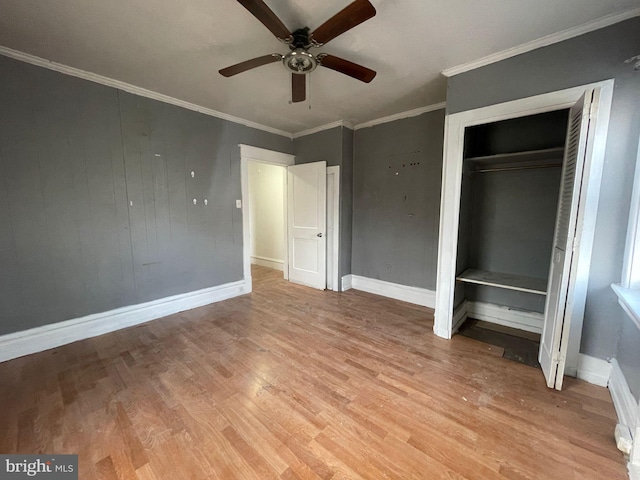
[539,89,596,390]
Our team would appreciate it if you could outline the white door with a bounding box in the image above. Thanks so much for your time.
[287,161,327,289]
[539,89,598,390]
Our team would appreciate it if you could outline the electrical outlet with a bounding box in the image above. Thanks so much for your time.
[386,264,392,272]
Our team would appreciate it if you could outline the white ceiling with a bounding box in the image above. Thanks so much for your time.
[0,0,638,135]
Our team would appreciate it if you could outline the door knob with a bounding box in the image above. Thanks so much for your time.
[317,233,323,237]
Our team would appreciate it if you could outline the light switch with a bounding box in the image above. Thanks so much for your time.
[236,199,242,209]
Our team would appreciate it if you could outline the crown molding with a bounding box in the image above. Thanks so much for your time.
[0,46,294,139]
[442,7,640,77]
[292,120,354,139]
[353,102,446,130]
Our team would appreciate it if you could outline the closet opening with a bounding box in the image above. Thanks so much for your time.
[435,81,613,389]
[454,110,570,368]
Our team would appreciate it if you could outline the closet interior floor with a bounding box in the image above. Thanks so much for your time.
[458,319,541,368]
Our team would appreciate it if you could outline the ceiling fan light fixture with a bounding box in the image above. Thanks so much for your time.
[283,48,317,74]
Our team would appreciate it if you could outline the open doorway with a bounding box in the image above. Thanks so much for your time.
[247,161,287,276]
[240,145,295,293]
[239,145,340,293]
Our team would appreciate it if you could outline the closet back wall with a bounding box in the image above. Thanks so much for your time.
[466,167,562,312]
[0,55,292,336]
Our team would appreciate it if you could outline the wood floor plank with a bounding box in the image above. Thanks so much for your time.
[0,265,627,479]
[95,456,119,480]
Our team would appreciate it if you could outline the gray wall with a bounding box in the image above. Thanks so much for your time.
[446,17,640,398]
[341,128,354,279]
[294,128,343,167]
[293,126,354,284]
[0,54,292,336]
[352,110,445,290]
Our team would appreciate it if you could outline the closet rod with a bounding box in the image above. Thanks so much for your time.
[473,163,562,174]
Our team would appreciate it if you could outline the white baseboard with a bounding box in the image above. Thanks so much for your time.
[346,275,435,308]
[452,301,469,334]
[0,278,250,363]
[609,358,640,475]
[465,301,544,334]
[610,359,638,434]
[251,256,284,271]
[576,354,612,387]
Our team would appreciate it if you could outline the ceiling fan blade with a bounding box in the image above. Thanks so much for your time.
[219,54,281,77]
[311,0,376,45]
[319,54,376,83]
[292,74,306,103]
[235,0,292,40]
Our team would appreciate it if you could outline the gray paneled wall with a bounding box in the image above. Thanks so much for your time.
[352,110,445,290]
[446,17,640,395]
[0,55,292,336]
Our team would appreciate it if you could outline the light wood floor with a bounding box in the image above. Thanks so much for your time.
[0,265,627,479]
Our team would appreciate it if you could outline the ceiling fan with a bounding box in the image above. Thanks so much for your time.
[219,0,377,103]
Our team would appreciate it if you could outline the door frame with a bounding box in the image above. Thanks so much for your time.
[240,144,295,293]
[434,79,614,377]
[327,166,341,292]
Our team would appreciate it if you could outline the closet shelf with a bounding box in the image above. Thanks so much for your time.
[465,147,564,172]
[456,269,547,295]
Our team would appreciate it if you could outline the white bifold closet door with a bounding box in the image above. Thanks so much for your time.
[287,161,327,290]
[539,88,599,390]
